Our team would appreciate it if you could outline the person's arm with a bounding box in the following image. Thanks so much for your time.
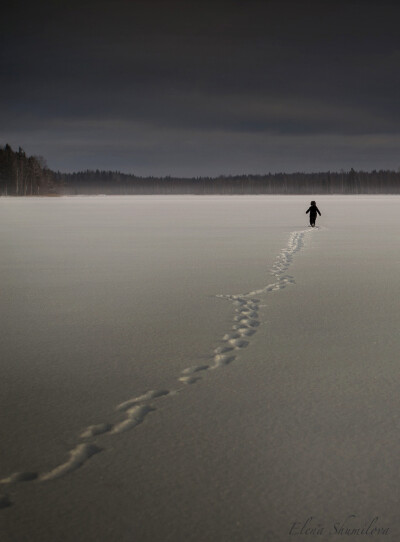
[316,207,321,216]
[306,208,310,214]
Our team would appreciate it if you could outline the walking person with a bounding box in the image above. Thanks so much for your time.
[306,200,321,227]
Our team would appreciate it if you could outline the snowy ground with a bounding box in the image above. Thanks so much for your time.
[0,195,399,541]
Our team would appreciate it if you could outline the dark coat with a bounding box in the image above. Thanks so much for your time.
[306,204,321,218]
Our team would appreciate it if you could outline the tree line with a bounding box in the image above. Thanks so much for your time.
[2,143,400,195]
[0,144,57,196]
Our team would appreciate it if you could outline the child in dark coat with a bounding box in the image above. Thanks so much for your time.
[306,201,321,227]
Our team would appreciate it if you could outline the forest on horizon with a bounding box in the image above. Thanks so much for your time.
[1,143,400,196]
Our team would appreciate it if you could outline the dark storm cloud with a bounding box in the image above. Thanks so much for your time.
[1,0,400,174]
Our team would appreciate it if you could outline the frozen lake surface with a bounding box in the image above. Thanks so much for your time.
[1,195,400,541]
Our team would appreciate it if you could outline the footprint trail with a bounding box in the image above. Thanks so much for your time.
[181,227,313,376]
[0,227,315,507]
[39,444,102,482]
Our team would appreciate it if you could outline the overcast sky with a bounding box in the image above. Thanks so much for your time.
[1,0,399,176]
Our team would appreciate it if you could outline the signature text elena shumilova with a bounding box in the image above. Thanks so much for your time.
[289,515,389,536]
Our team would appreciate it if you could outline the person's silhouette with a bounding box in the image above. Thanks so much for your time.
[306,200,321,227]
